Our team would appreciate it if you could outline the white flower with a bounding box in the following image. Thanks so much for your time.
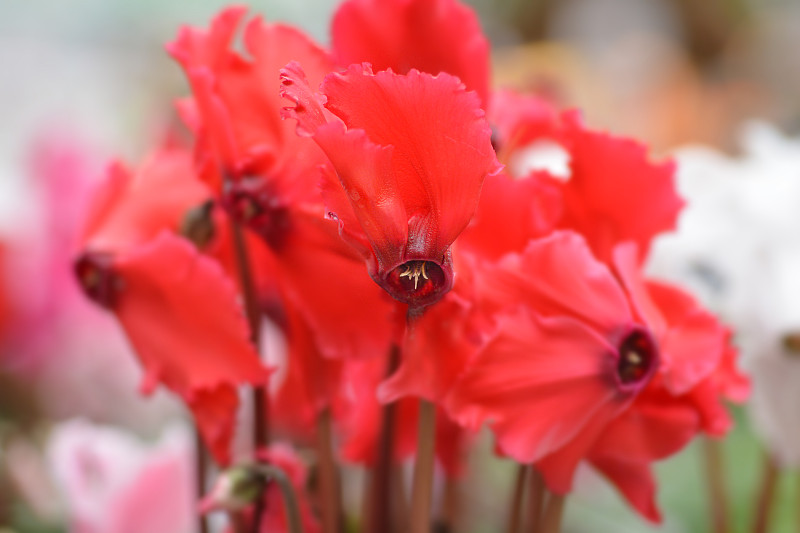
[648,121,800,466]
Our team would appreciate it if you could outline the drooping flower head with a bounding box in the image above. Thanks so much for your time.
[74,148,270,465]
[281,62,501,308]
[446,232,746,521]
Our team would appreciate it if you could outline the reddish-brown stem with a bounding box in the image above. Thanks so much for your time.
[436,476,459,533]
[752,452,779,533]
[228,512,248,533]
[316,408,341,533]
[539,491,565,533]
[195,429,210,533]
[409,398,437,533]
[230,220,269,446]
[527,468,546,533]
[230,219,269,533]
[704,438,728,533]
[507,465,528,533]
[392,464,409,532]
[365,344,401,533]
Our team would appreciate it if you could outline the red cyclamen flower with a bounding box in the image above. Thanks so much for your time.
[447,231,742,520]
[75,149,270,465]
[281,62,500,308]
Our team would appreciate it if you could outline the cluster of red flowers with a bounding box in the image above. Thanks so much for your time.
[73,0,749,530]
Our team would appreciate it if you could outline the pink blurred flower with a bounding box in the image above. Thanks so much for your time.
[47,419,196,533]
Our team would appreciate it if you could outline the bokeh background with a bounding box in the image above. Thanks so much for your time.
[1,0,799,531]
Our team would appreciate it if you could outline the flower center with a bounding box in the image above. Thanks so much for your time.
[74,252,119,309]
[616,329,657,389]
[383,260,451,309]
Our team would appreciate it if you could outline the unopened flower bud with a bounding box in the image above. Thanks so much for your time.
[198,465,265,514]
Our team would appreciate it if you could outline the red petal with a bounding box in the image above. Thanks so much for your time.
[559,111,684,263]
[378,289,478,403]
[482,232,632,336]
[272,306,343,440]
[81,149,210,253]
[187,385,241,466]
[276,207,396,361]
[589,457,662,523]
[319,164,374,261]
[488,90,561,161]
[590,389,700,462]
[535,401,623,494]
[312,123,407,271]
[167,6,247,71]
[331,0,490,106]
[170,9,334,195]
[645,280,728,394]
[611,243,666,333]
[320,65,499,259]
[114,232,270,464]
[446,309,621,464]
[458,171,562,261]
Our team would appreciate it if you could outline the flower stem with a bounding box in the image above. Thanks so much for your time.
[253,464,305,533]
[409,398,437,533]
[316,408,341,533]
[752,451,779,533]
[228,511,248,533]
[230,219,269,533]
[539,491,565,533]
[526,468,546,533]
[704,438,728,533]
[507,465,528,533]
[195,429,210,533]
[436,476,459,533]
[365,344,401,533]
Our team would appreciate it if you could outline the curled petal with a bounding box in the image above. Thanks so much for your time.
[114,232,270,464]
[80,149,210,254]
[559,111,683,264]
[170,9,334,195]
[331,0,490,106]
[645,280,729,395]
[320,65,499,256]
[458,171,562,261]
[482,231,632,335]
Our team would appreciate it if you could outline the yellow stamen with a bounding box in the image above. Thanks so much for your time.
[399,262,429,290]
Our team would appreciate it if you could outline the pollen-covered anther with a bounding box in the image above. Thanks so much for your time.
[398,261,429,290]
